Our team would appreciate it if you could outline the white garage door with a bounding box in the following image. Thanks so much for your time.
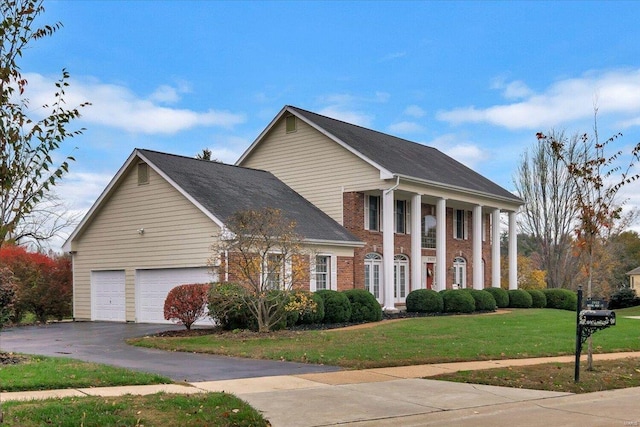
[136,267,215,324]
[91,270,126,322]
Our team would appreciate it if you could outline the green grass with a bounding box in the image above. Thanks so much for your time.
[1,392,268,427]
[431,357,640,394]
[129,308,640,369]
[0,355,170,392]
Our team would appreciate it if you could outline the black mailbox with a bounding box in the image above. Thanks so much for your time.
[579,309,616,327]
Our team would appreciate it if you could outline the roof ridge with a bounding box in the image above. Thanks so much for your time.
[287,105,439,153]
[137,148,272,174]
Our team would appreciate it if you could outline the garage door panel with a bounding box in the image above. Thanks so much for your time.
[136,267,216,324]
[91,270,126,322]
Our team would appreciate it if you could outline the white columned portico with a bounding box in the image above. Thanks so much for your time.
[492,208,501,288]
[435,198,447,291]
[508,210,518,289]
[411,193,422,291]
[383,189,395,310]
[472,205,483,289]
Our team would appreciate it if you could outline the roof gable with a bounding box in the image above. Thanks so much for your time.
[239,105,522,204]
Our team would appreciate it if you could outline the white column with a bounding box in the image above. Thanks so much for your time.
[508,210,518,290]
[383,189,395,310]
[472,205,483,289]
[436,198,447,291]
[492,208,501,288]
[411,194,422,291]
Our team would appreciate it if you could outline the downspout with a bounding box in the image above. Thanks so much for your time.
[385,175,400,194]
[224,250,229,282]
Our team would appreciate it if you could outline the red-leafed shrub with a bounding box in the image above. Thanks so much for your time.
[0,245,72,323]
[163,283,212,330]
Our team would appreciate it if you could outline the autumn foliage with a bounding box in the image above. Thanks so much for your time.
[163,283,212,330]
[0,245,72,324]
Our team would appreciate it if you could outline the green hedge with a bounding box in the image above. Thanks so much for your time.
[542,288,577,311]
[406,289,443,313]
[442,290,475,313]
[208,282,255,330]
[343,289,382,322]
[465,289,497,311]
[508,289,533,308]
[485,287,509,308]
[315,290,352,323]
[526,289,547,309]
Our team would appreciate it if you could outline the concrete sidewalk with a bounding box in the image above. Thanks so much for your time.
[2,352,640,426]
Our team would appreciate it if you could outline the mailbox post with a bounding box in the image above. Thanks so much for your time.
[574,287,616,382]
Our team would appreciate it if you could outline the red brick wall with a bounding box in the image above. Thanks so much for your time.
[336,256,354,291]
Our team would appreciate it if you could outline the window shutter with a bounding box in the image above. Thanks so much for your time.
[364,196,370,230]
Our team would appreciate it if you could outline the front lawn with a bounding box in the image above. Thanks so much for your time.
[0,355,170,392]
[1,393,268,427]
[129,308,640,369]
[431,357,640,393]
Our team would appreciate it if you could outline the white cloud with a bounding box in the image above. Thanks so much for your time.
[55,171,114,212]
[404,105,426,118]
[437,68,640,130]
[429,134,488,169]
[24,73,246,135]
[491,78,534,100]
[388,121,425,134]
[380,51,407,62]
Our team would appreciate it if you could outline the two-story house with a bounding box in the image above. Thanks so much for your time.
[237,106,523,310]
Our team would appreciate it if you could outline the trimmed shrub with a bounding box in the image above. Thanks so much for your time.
[406,289,443,314]
[467,289,497,312]
[442,289,475,314]
[343,289,382,322]
[485,287,509,308]
[208,282,255,330]
[295,292,325,324]
[164,283,212,330]
[508,289,533,308]
[542,288,577,311]
[316,290,352,323]
[608,287,640,309]
[527,289,547,308]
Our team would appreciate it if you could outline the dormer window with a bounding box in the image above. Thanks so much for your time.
[285,115,297,133]
[137,162,149,185]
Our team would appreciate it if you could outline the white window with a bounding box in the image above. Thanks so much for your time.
[454,209,468,240]
[394,254,409,302]
[395,200,406,234]
[365,195,381,231]
[422,215,436,249]
[453,256,467,289]
[265,253,285,289]
[315,255,331,291]
[364,253,382,302]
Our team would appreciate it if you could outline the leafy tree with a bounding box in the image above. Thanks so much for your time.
[0,267,17,327]
[1,0,88,248]
[0,245,71,322]
[210,208,311,332]
[544,113,640,370]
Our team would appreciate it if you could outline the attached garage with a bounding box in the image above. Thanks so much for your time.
[91,270,126,322]
[135,267,216,324]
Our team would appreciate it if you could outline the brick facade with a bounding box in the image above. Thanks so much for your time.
[343,191,494,293]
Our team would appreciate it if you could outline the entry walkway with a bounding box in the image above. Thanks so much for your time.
[2,352,640,426]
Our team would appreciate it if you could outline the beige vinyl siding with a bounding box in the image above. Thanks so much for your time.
[72,163,218,321]
[242,117,382,224]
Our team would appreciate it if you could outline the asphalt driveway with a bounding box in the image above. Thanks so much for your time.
[0,322,340,381]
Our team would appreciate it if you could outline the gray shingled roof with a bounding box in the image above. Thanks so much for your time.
[288,106,522,203]
[138,149,361,244]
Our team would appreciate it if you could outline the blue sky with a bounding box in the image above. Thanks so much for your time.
[20,1,640,249]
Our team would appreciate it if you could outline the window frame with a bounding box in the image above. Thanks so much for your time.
[365,195,381,231]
